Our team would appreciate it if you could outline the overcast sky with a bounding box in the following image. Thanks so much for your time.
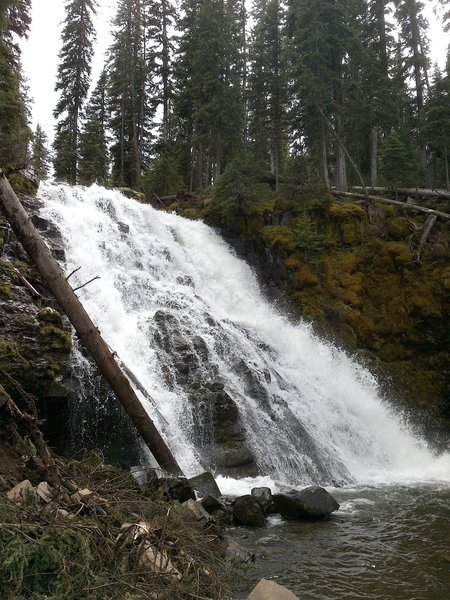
[21,0,449,142]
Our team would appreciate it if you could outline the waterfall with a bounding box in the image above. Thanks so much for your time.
[38,183,450,486]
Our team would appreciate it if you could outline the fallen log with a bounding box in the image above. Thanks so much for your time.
[331,190,450,220]
[0,170,183,476]
[348,186,450,200]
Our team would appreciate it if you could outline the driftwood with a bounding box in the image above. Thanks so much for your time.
[0,170,183,476]
[1,384,53,467]
[12,267,42,298]
[331,190,450,220]
[416,214,437,260]
[349,186,450,200]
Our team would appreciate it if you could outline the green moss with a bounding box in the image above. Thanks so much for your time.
[382,242,413,268]
[38,307,64,328]
[328,202,367,220]
[39,324,72,353]
[8,172,38,196]
[385,217,412,240]
[0,283,12,298]
[260,226,296,251]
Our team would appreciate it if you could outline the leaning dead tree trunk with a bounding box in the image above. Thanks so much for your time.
[0,170,183,476]
[331,190,450,221]
[348,186,450,200]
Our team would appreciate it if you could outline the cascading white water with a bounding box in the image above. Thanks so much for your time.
[38,183,450,486]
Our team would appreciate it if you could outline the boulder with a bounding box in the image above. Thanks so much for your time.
[160,477,196,503]
[115,187,145,202]
[248,578,300,600]
[138,542,182,580]
[251,487,272,515]
[189,471,222,498]
[273,486,339,519]
[35,481,53,503]
[181,499,211,522]
[226,541,254,563]
[6,480,37,505]
[201,494,225,513]
[233,495,266,528]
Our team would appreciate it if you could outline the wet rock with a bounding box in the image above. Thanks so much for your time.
[248,578,300,600]
[226,540,254,563]
[159,477,196,503]
[255,535,282,546]
[117,221,130,234]
[233,495,266,527]
[273,486,340,519]
[251,487,272,515]
[201,494,225,513]
[189,471,222,498]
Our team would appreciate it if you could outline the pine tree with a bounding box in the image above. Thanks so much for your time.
[248,0,286,190]
[30,124,51,180]
[78,69,109,185]
[424,57,450,189]
[356,0,396,187]
[108,0,154,189]
[394,0,430,180]
[53,0,97,184]
[286,0,352,190]
[149,0,178,146]
[173,0,244,191]
[0,0,31,167]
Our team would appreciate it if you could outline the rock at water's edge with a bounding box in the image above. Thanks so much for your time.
[248,578,300,600]
[188,471,222,498]
[273,485,339,519]
[233,495,266,527]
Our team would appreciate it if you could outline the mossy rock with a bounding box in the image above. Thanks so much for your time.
[115,187,146,202]
[384,217,413,240]
[381,242,414,268]
[260,225,296,252]
[441,267,450,291]
[181,208,202,220]
[328,202,367,220]
[39,324,72,353]
[8,171,39,195]
[38,307,64,328]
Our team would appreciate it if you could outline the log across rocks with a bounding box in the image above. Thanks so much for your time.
[0,170,183,476]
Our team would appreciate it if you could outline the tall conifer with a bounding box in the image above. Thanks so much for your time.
[79,69,109,184]
[30,124,51,180]
[0,0,31,167]
[53,0,97,184]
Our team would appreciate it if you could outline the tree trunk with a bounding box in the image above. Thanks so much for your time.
[444,143,449,191]
[331,189,450,220]
[335,115,347,191]
[370,127,378,189]
[319,120,330,190]
[0,171,183,476]
[347,186,450,199]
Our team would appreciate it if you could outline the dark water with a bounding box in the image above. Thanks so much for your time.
[229,484,450,600]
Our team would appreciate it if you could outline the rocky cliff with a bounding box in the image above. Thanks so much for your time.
[171,191,450,435]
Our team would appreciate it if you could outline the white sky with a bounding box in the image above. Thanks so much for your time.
[21,0,449,142]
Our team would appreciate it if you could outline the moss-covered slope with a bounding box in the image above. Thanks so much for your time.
[172,192,450,430]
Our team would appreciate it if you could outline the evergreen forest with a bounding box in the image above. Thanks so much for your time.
[0,0,449,195]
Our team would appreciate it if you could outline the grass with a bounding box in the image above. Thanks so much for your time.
[0,452,231,600]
